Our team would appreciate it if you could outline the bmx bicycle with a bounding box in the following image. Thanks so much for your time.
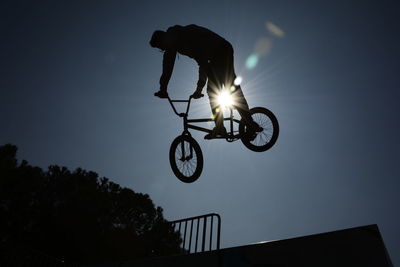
[166,91,279,183]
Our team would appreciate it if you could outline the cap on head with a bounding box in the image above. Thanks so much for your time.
[150,30,166,49]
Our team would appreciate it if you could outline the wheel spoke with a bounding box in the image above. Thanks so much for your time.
[170,135,204,182]
[249,112,274,146]
[173,140,199,177]
[239,107,279,152]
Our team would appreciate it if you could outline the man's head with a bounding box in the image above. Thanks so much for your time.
[150,30,167,50]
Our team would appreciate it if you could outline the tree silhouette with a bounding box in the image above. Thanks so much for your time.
[0,144,181,265]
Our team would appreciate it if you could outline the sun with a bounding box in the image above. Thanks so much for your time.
[217,90,234,109]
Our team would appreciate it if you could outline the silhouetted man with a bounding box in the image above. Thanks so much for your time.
[150,24,259,139]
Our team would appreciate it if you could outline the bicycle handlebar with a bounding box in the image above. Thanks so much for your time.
[167,96,192,117]
[167,96,192,103]
[166,93,204,117]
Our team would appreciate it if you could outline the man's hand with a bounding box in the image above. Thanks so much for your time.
[191,91,204,99]
[154,90,169,99]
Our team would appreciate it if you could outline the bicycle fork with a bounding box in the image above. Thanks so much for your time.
[180,139,194,161]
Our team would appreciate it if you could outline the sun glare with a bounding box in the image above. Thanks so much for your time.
[234,76,243,86]
[218,90,234,109]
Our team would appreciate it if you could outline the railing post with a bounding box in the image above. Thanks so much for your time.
[188,220,193,253]
[168,213,221,254]
[216,214,221,250]
[182,221,187,253]
[210,216,214,250]
[202,217,207,252]
[195,218,200,253]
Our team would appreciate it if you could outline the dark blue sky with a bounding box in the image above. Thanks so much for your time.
[1,0,399,263]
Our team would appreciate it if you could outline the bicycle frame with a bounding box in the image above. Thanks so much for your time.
[167,96,242,141]
[167,94,279,182]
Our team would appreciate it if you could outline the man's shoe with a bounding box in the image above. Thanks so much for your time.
[204,127,227,140]
[245,122,262,141]
[154,91,169,98]
[245,130,258,141]
[249,121,263,132]
[191,91,204,99]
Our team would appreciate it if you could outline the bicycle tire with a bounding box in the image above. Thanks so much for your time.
[169,134,203,183]
[239,107,279,152]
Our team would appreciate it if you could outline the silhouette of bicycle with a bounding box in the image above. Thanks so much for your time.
[166,92,279,183]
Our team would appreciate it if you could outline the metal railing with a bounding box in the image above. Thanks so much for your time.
[169,213,221,254]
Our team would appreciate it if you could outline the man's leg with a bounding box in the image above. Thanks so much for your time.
[204,65,226,139]
[205,81,225,138]
[232,85,262,132]
[232,85,251,123]
[221,43,261,132]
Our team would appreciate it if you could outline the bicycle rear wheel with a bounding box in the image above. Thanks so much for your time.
[239,107,279,152]
[169,134,203,183]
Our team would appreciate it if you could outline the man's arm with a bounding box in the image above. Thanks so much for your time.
[195,64,207,92]
[159,50,177,91]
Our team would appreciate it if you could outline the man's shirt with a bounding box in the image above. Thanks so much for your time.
[160,24,229,91]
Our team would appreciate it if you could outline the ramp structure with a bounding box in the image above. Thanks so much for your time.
[123,224,393,267]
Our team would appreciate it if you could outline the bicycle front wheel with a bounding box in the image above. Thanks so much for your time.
[239,107,279,152]
[169,135,203,183]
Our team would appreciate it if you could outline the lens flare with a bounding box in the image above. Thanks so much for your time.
[255,38,272,56]
[266,21,285,38]
[218,90,234,109]
[246,54,259,69]
[234,76,243,86]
